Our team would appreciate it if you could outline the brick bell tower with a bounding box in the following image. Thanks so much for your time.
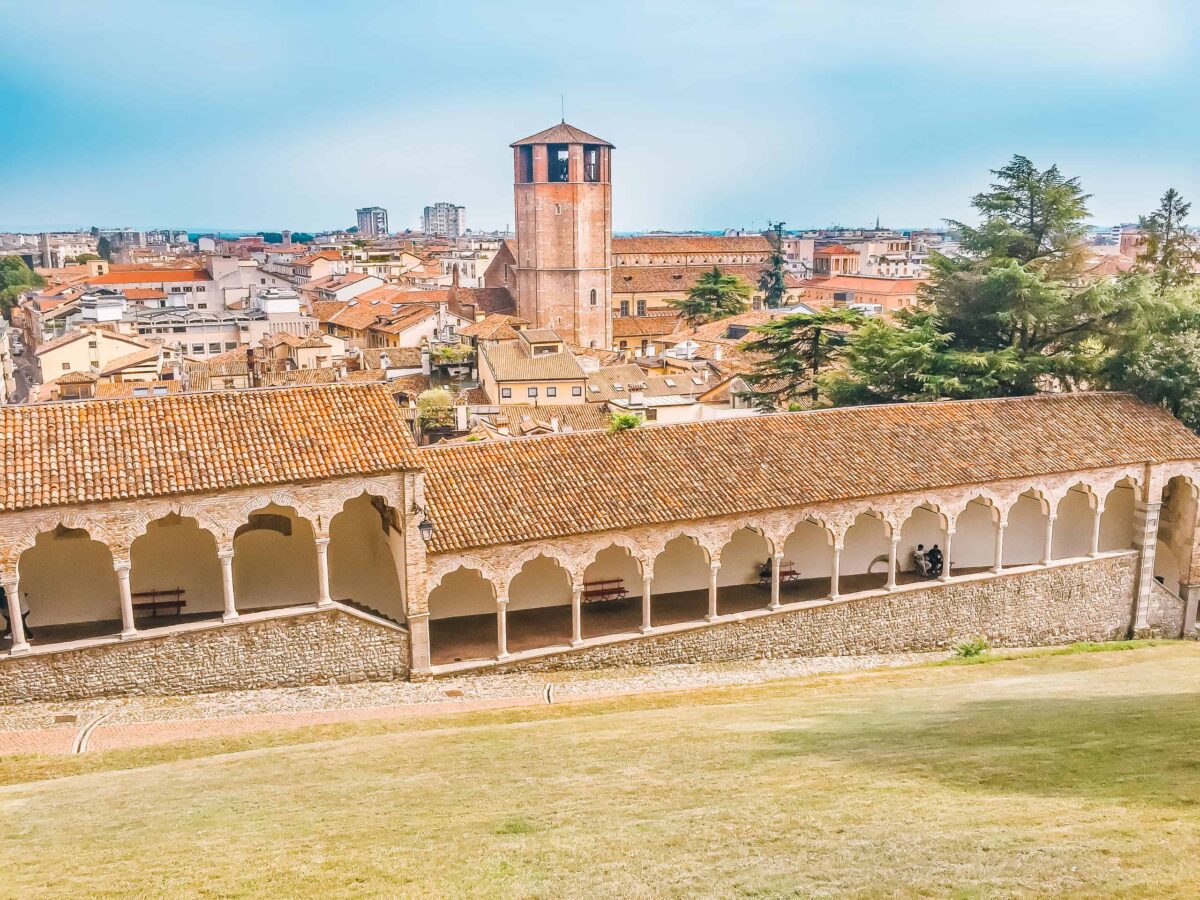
[510,122,613,349]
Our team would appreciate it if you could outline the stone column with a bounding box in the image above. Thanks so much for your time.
[496,596,510,659]
[940,528,955,583]
[115,560,137,639]
[992,519,1006,574]
[1041,514,1057,566]
[2,574,28,655]
[829,542,842,601]
[571,581,583,646]
[1131,499,1163,634]
[1090,504,1105,557]
[408,612,432,676]
[706,562,719,622]
[314,536,333,607]
[769,552,783,610]
[640,575,653,633]
[885,536,900,591]
[218,545,238,622]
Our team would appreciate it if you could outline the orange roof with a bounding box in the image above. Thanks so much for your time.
[612,265,763,294]
[89,269,211,285]
[814,244,858,256]
[510,121,614,148]
[124,288,168,300]
[612,235,770,255]
[0,384,420,514]
[799,275,927,296]
[420,393,1200,554]
[612,314,682,338]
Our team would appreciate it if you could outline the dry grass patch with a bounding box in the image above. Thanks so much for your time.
[1,643,1199,897]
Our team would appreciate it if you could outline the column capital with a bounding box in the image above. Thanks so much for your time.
[113,559,131,574]
[889,534,901,545]
[945,528,957,537]
[1046,514,1058,524]
[832,540,845,552]
[217,547,235,562]
[773,550,786,560]
[709,561,721,574]
[496,595,509,606]
[314,535,331,548]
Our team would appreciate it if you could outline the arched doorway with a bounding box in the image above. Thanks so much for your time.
[1053,485,1099,561]
[1099,479,1138,551]
[130,514,222,624]
[581,545,643,639]
[233,504,319,612]
[899,505,948,583]
[841,512,890,593]
[780,519,834,602]
[328,494,404,622]
[428,567,497,665]
[955,497,1000,573]
[650,535,711,626]
[506,555,573,653]
[1003,491,1050,567]
[716,527,773,614]
[17,526,120,643]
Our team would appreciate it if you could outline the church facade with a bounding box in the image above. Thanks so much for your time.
[1,385,1200,701]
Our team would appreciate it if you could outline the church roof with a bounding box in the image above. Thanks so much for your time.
[510,122,614,148]
[419,393,1200,554]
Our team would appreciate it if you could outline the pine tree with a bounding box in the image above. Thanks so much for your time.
[758,221,788,309]
[740,308,863,409]
[669,267,752,327]
[1137,188,1198,294]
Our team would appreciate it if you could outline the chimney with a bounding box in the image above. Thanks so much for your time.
[714,345,724,361]
[629,386,645,407]
[420,344,431,374]
[550,415,560,432]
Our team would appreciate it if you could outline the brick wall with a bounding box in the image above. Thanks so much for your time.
[492,555,1138,674]
[0,607,410,703]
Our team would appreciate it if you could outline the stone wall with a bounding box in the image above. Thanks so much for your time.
[1144,579,1187,639]
[0,607,410,703]
[493,555,1137,674]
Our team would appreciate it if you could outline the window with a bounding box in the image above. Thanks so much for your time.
[589,288,597,306]
[527,387,538,398]
[196,285,206,292]
[635,299,646,316]
[619,300,630,317]
[191,343,204,354]
[62,362,70,370]
[547,386,557,397]
[517,145,533,183]
[501,387,512,399]
[572,385,583,397]
[583,145,600,182]
[224,342,237,350]
[547,144,569,182]
[208,342,221,353]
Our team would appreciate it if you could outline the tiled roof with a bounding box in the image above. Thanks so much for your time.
[357,347,422,369]
[612,235,771,255]
[480,341,586,382]
[35,327,151,357]
[88,269,211,285]
[420,393,1200,554]
[814,244,858,255]
[493,403,611,436]
[0,384,419,513]
[259,368,340,387]
[99,346,161,375]
[94,380,182,399]
[585,365,711,402]
[123,288,168,300]
[612,265,764,293]
[510,122,614,147]
[459,313,529,341]
[798,275,927,295]
[612,313,682,338]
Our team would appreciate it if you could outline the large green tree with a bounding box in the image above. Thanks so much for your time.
[670,266,752,327]
[1104,298,1200,431]
[1136,188,1198,294]
[0,256,44,320]
[845,155,1153,398]
[740,308,862,409]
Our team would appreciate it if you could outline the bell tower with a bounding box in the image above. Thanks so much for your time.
[510,122,613,349]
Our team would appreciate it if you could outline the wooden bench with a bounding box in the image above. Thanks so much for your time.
[582,578,627,604]
[132,588,186,618]
[758,563,801,584]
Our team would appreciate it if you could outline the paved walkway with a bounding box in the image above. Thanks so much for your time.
[0,651,948,757]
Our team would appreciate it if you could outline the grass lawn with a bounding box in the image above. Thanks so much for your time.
[3,643,1200,897]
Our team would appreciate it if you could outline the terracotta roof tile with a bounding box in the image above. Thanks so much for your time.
[510,122,614,147]
[612,265,763,293]
[420,393,1200,554]
[612,235,770,254]
[0,384,419,513]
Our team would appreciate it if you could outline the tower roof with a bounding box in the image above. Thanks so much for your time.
[510,122,614,148]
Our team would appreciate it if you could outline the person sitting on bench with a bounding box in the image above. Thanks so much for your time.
[0,585,33,640]
[911,544,932,578]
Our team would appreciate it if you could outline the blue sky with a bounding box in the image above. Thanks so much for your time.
[3,0,1199,233]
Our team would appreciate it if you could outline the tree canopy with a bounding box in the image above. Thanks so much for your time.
[741,308,862,410]
[1136,188,1198,294]
[0,257,44,320]
[669,267,752,327]
[757,222,788,309]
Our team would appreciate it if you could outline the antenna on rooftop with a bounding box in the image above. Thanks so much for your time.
[561,94,565,122]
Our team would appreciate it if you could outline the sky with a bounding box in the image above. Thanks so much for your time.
[3,0,1200,234]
